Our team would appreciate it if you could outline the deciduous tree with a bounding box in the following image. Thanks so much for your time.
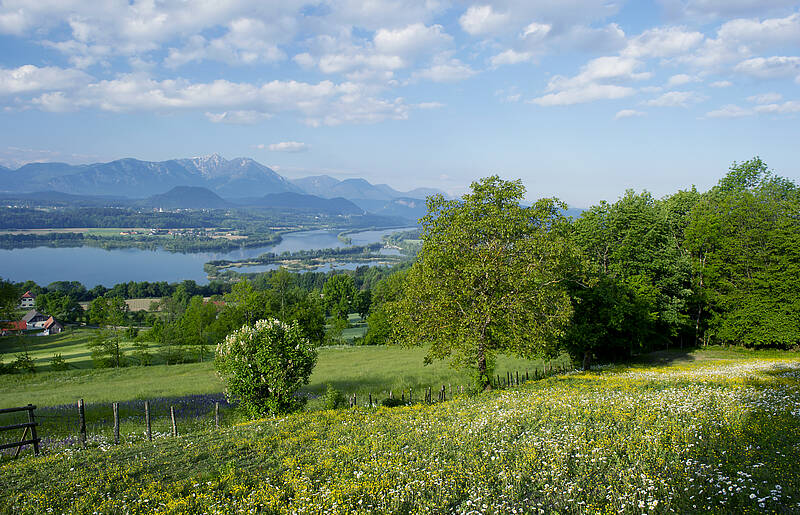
[395,176,579,390]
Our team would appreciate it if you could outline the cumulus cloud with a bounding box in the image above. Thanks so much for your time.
[530,84,635,106]
[459,5,511,36]
[266,141,310,152]
[710,80,733,87]
[615,109,646,119]
[666,73,699,87]
[490,49,535,67]
[21,74,412,127]
[205,110,273,125]
[705,104,753,117]
[747,92,782,104]
[0,65,91,95]
[374,23,452,57]
[733,56,800,79]
[623,26,704,59]
[754,100,800,114]
[643,90,707,107]
[413,58,477,82]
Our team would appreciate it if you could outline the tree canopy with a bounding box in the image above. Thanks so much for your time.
[394,176,579,389]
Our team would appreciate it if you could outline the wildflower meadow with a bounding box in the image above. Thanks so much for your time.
[2,355,799,513]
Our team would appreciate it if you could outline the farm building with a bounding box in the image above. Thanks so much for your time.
[22,309,49,330]
[43,316,64,335]
[19,291,36,309]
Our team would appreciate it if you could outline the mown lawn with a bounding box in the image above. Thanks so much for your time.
[1,355,798,513]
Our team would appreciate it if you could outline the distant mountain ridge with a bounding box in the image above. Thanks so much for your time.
[1,154,301,198]
[290,175,446,201]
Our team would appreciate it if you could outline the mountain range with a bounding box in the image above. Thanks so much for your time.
[0,154,447,222]
[1,154,444,201]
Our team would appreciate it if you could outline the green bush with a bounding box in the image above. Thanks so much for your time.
[216,319,317,418]
[323,383,345,410]
[13,352,36,374]
[49,353,69,371]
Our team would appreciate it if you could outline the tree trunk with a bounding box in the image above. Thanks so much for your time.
[477,342,491,391]
[582,350,592,371]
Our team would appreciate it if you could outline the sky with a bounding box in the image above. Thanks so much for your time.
[0,0,799,207]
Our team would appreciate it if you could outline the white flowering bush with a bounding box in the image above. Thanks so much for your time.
[215,318,317,417]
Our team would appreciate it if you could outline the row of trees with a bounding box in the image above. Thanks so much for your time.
[372,159,799,390]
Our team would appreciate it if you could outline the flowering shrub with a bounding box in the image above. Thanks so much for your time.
[215,319,316,417]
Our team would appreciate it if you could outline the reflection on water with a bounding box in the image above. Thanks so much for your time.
[0,227,415,286]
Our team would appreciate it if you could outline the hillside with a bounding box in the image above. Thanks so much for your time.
[138,186,232,209]
[235,192,365,215]
[2,353,798,513]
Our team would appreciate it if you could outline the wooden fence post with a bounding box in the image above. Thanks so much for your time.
[78,399,87,448]
[170,406,177,437]
[27,405,39,455]
[112,402,119,444]
[145,401,152,441]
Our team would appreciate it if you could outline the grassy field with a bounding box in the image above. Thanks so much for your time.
[0,328,570,453]
[1,352,798,513]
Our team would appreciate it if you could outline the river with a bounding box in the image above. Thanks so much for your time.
[0,227,415,287]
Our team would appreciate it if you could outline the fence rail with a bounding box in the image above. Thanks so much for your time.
[0,404,40,457]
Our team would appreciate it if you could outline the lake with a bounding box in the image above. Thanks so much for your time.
[0,227,415,287]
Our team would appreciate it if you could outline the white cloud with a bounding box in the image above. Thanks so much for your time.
[267,141,310,152]
[165,18,289,68]
[666,73,699,87]
[0,65,90,95]
[644,91,706,108]
[644,90,707,107]
[530,84,635,106]
[522,22,551,40]
[413,58,477,82]
[415,102,445,109]
[205,110,273,125]
[374,23,452,57]
[710,80,733,87]
[705,104,753,117]
[733,56,800,79]
[459,5,510,36]
[754,100,800,114]
[546,56,651,92]
[490,49,534,67]
[20,74,411,127]
[660,0,798,20]
[615,109,646,119]
[623,26,704,59]
[747,92,782,104]
[683,13,800,70]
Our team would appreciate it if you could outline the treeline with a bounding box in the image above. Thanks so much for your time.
[363,158,800,372]
[0,232,280,252]
[564,157,799,358]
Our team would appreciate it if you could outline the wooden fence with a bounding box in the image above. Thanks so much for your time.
[0,404,40,458]
[1,363,571,457]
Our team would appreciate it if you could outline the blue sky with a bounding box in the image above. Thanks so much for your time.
[1,0,799,207]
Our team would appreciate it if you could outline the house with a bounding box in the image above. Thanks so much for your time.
[1,320,27,336]
[22,309,49,330]
[43,316,64,335]
[19,291,36,309]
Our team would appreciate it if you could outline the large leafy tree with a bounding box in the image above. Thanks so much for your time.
[322,274,356,321]
[395,176,579,390]
[685,158,800,347]
[567,190,695,364]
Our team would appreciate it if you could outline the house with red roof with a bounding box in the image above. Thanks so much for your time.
[19,291,36,309]
[43,316,63,335]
